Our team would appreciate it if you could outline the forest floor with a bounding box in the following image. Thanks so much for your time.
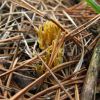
[0,0,100,100]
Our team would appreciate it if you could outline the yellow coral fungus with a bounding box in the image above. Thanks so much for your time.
[36,21,63,75]
[37,21,61,49]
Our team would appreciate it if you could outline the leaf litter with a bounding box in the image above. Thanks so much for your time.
[0,0,100,100]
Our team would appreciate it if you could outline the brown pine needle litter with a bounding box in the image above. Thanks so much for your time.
[0,0,100,100]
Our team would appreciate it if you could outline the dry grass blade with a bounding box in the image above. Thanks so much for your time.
[0,35,22,43]
[75,84,80,100]
[55,89,60,100]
